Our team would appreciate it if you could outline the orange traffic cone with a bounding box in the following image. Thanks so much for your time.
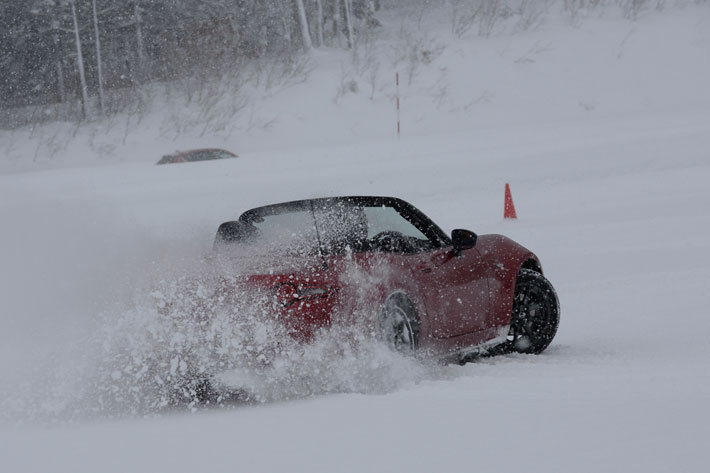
[504,183,517,219]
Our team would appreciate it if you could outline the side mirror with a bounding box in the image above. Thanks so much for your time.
[451,229,477,252]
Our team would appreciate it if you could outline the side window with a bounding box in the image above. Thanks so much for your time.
[363,206,429,241]
[244,210,319,256]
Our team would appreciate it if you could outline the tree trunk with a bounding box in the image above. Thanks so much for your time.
[70,1,90,118]
[315,0,324,47]
[53,31,66,103]
[56,59,66,103]
[92,0,105,114]
[343,0,355,48]
[333,0,342,46]
[294,0,313,51]
[134,3,146,81]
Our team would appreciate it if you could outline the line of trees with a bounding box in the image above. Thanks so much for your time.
[0,0,382,117]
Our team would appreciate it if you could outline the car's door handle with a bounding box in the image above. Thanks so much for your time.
[416,265,433,273]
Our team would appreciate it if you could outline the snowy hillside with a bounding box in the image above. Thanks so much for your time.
[1,4,710,473]
[3,4,710,174]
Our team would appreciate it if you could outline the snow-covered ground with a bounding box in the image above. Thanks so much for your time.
[1,5,710,472]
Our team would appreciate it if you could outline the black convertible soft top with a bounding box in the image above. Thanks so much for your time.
[215,196,452,253]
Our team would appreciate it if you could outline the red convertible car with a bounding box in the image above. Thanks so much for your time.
[213,196,559,363]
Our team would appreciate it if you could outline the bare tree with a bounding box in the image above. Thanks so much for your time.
[51,22,67,104]
[295,0,314,50]
[134,2,146,80]
[343,0,355,48]
[69,0,90,118]
[92,0,105,114]
[315,0,325,47]
[333,0,343,46]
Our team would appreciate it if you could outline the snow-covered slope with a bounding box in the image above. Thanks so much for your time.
[1,5,709,473]
[2,5,709,174]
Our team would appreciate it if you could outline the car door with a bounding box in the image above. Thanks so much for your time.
[358,204,491,340]
[413,245,491,340]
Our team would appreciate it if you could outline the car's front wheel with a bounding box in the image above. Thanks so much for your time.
[509,269,560,354]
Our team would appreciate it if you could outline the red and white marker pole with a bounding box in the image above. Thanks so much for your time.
[396,72,401,139]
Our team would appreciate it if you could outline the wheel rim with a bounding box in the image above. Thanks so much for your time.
[381,300,416,353]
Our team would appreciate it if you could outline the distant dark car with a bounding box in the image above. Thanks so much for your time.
[157,148,237,165]
[213,196,560,360]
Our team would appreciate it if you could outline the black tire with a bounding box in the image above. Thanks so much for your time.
[380,292,420,354]
[509,269,560,354]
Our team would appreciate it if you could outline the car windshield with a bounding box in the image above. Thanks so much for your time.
[217,199,437,257]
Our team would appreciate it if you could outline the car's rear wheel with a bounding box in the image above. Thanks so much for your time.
[509,269,559,354]
[380,292,420,354]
